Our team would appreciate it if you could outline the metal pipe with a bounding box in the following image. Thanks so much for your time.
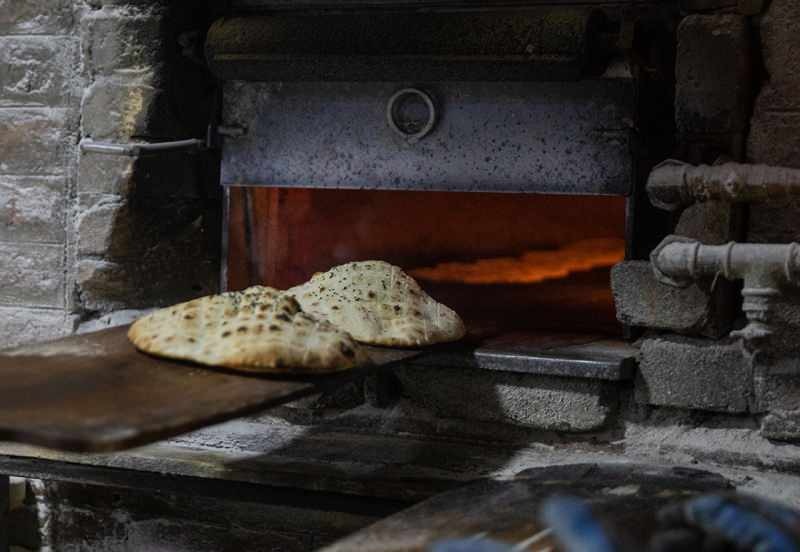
[80,138,205,157]
[647,159,800,211]
[651,235,800,341]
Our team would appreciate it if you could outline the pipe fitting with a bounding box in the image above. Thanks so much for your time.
[647,159,800,211]
[651,236,800,341]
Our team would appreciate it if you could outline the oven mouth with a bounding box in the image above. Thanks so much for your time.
[225,187,627,340]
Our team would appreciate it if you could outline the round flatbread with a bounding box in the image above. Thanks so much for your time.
[128,286,367,373]
[288,261,466,347]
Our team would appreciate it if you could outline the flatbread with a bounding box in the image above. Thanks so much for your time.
[288,261,466,347]
[128,286,367,374]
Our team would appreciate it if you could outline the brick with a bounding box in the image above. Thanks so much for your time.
[0,176,66,243]
[0,37,79,108]
[395,365,614,432]
[78,151,206,197]
[81,79,182,141]
[611,261,734,338]
[82,10,166,76]
[76,254,217,313]
[0,307,71,350]
[0,0,74,35]
[76,194,212,258]
[0,243,64,308]
[637,335,752,413]
[676,15,752,135]
[0,108,74,175]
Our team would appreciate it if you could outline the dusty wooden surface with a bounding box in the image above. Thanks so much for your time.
[0,326,419,452]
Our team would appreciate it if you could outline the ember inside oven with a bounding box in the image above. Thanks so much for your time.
[209,2,673,368]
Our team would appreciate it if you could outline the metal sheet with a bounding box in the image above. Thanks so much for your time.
[220,80,633,194]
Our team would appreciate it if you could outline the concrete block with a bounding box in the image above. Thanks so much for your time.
[81,10,166,76]
[755,357,800,441]
[0,37,79,108]
[637,335,752,413]
[611,261,734,338]
[81,79,180,141]
[0,0,74,35]
[0,176,66,243]
[394,365,615,432]
[676,15,752,135]
[0,243,65,308]
[0,307,72,350]
[0,108,74,175]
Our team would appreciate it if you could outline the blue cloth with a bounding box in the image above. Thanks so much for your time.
[540,495,617,552]
[684,495,799,552]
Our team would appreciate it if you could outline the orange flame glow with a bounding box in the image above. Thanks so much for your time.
[410,238,625,285]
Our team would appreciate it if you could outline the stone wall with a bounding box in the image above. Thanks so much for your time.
[0,1,220,349]
[0,0,82,348]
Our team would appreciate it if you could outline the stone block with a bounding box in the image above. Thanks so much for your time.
[81,79,182,141]
[611,261,734,338]
[0,307,72,349]
[394,365,615,432]
[757,0,800,94]
[637,335,752,413]
[0,108,74,175]
[0,37,79,108]
[676,15,752,135]
[675,200,743,245]
[0,243,65,308]
[0,0,74,35]
[0,176,66,243]
[81,10,166,76]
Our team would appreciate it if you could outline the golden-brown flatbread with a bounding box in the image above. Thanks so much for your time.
[128,286,367,373]
[288,261,466,347]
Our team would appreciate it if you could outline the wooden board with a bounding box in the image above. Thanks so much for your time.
[0,326,420,453]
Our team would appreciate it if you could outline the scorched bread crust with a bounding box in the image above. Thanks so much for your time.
[288,261,466,347]
[128,286,367,373]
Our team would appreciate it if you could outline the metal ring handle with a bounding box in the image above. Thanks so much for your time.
[386,88,437,144]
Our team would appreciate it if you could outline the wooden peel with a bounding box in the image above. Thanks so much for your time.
[0,326,421,452]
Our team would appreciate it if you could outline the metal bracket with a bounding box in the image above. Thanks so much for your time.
[80,138,206,157]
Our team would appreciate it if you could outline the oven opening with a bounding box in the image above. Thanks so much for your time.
[226,188,626,339]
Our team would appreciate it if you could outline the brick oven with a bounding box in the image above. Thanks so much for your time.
[2,0,800,550]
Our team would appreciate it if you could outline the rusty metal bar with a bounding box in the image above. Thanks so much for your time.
[206,8,610,81]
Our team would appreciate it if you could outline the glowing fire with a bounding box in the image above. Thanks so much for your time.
[410,238,625,285]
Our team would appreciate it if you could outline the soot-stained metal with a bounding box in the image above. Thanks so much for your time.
[219,80,633,194]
